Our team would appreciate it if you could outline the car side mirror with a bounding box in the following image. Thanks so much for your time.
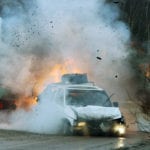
[113,102,119,107]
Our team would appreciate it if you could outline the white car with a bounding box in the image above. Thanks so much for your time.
[39,74,126,136]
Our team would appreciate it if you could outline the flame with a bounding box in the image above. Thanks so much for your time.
[15,96,37,111]
[33,59,82,94]
[15,59,82,110]
[48,59,82,82]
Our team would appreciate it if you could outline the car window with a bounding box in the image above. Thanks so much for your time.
[66,90,112,107]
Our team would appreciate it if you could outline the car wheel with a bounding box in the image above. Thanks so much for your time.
[82,126,89,136]
[62,121,72,136]
[100,122,112,133]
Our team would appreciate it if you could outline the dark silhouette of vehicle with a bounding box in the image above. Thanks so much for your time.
[0,99,16,110]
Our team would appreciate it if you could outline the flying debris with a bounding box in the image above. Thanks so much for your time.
[96,56,102,60]
[115,75,118,78]
[113,1,119,4]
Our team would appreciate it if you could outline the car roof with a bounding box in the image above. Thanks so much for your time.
[48,83,104,91]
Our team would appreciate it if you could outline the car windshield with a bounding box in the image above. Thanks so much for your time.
[66,89,112,107]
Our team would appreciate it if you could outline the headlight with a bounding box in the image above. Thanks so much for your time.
[77,122,86,127]
[113,124,126,135]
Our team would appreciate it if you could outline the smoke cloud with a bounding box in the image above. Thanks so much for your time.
[0,0,132,133]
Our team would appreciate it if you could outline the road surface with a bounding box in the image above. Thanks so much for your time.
[0,130,149,150]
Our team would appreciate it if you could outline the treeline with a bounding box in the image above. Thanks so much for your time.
[119,0,150,115]
[107,0,150,115]
[121,0,150,45]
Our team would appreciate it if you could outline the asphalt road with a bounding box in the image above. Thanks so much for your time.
[0,130,149,150]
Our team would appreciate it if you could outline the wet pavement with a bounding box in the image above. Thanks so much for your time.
[0,130,149,150]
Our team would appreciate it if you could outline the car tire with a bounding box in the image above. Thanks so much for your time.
[62,121,72,136]
[100,122,112,133]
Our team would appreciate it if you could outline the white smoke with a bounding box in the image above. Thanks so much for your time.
[34,0,132,100]
[0,0,132,133]
[0,99,63,134]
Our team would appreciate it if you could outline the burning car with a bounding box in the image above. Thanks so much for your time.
[0,88,16,111]
[0,99,16,110]
[39,74,126,136]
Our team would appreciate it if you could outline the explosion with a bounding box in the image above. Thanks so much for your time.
[0,0,136,133]
[13,59,82,110]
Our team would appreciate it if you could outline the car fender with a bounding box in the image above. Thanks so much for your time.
[64,106,77,126]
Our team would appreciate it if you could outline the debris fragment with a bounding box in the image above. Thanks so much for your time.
[96,56,102,60]
[115,75,118,78]
[113,1,119,4]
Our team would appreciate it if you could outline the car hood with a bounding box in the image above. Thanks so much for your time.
[71,105,122,120]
